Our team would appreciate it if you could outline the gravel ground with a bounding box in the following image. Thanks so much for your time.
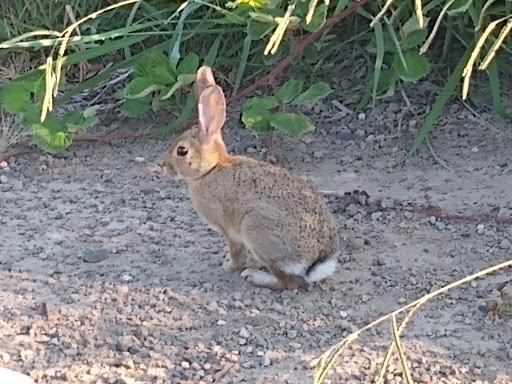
[1,96,512,384]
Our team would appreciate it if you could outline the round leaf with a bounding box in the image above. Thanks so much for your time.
[393,52,431,83]
[276,79,303,103]
[31,115,72,154]
[0,82,31,113]
[292,82,332,105]
[124,77,161,99]
[242,106,273,133]
[268,112,314,138]
[121,99,152,118]
[302,3,327,32]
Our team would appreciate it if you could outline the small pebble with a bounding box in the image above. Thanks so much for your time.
[313,151,324,160]
[134,157,145,163]
[499,239,510,250]
[429,216,436,225]
[476,224,485,235]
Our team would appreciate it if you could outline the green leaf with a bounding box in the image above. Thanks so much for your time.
[242,108,273,133]
[447,0,473,15]
[268,112,314,138]
[0,82,31,113]
[20,70,45,94]
[401,29,428,50]
[62,110,98,133]
[177,52,200,75]
[402,15,430,36]
[247,19,274,40]
[243,96,278,112]
[123,77,161,99]
[121,99,152,118]
[134,50,176,85]
[83,105,101,118]
[393,51,430,82]
[134,50,169,78]
[276,79,304,103]
[302,3,327,32]
[160,74,195,100]
[292,82,332,105]
[249,11,277,23]
[375,69,397,95]
[32,115,72,154]
[241,97,276,134]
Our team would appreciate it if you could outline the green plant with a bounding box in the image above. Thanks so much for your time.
[241,79,332,138]
[0,0,511,156]
[0,69,99,154]
[117,50,199,118]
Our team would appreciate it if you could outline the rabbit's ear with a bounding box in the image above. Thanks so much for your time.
[198,85,226,142]
[195,66,216,98]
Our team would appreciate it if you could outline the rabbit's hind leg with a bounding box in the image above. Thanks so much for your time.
[241,267,305,290]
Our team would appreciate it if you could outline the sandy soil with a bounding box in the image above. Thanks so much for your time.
[1,94,512,384]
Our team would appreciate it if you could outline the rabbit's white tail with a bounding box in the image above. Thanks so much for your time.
[305,257,337,283]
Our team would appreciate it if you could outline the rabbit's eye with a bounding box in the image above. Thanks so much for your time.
[176,146,188,156]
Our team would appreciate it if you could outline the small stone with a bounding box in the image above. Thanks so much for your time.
[429,216,436,225]
[181,361,190,369]
[434,221,446,230]
[134,325,149,340]
[313,151,324,160]
[476,224,485,235]
[233,292,242,300]
[217,319,226,326]
[2,352,10,363]
[239,328,250,339]
[134,157,145,163]
[355,129,365,137]
[116,336,134,352]
[280,290,293,300]
[246,147,257,154]
[404,211,414,219]
[286,329,297,339]
[499,239,510,250]
[358,113,366,121]
[82,248,108,263]
[0,175,7,183]
[339,310,348,319]
[238,338,247,345]
[263,356,271,367]
[398,297,407,304]
[371,212,382,221]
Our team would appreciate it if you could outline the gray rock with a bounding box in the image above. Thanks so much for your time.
[82,248,108,263]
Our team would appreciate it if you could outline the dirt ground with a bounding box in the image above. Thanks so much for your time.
[1,89,512,384]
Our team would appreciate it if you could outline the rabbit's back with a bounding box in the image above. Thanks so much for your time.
[188,157,338,262]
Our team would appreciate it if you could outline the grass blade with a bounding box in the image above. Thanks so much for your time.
[487,60,511,120]
[168,1,202,67]
[403,42,474,161]
[372,21,384,107]
[205,34,222,67]
[233,35,252,94]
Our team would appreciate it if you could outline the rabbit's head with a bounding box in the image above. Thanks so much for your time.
[163,66,228,180]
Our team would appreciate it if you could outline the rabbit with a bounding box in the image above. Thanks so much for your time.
[162,65,339,290]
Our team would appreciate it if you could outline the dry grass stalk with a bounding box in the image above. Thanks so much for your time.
[314,258,512,384]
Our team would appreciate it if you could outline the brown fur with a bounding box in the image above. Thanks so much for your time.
[163,66,339,290]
